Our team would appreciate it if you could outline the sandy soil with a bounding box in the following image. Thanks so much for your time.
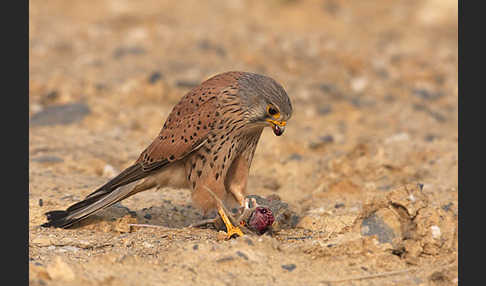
[29,0,458,285]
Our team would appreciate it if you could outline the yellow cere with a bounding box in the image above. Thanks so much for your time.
[266,119,287,127]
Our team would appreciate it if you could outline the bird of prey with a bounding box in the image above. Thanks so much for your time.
[42,71,293,239]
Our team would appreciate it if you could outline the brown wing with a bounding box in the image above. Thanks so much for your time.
[136,71,244,171]
[137,101,216,171]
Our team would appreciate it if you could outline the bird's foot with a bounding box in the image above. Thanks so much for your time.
[218,207,243,239]
[225,224,244,239]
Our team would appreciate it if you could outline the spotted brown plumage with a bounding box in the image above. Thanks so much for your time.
[42,71,293,239]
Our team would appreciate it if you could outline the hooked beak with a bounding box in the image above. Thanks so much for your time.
[266,119,286,136]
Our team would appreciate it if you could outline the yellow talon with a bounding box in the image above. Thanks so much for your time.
[218,207,243,239]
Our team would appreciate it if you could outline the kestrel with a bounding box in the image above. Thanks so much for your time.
[42,71,293,239]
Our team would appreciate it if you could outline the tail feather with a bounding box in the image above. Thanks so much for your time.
[42,211,71,228]
[41,182,137,228]
[41,162,159,229]
[84,163,148,200]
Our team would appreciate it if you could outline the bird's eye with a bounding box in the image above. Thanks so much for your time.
[267,105,280,118]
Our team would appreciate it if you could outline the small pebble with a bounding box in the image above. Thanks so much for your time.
[216,256,234,263]
[351,77,368,92]
[45,91,59,101]
[236,251,248,260]
[430,225,441,239]
[425,133,437,142]
[103,164,117,178]
[30,102,91,127]
[412,88,444,101]
[287,153,302,161]
[281,264,296,272]
[441,202,453,212]
[319,83,338,94]
[320,135,334,143]
[31,155,64,163]
[334,203,345,209]
[317,105,332,115]
[244,238,254,246]
[113,46,146,59]
[263,179,281,191]
[309,135,334,149]
[148,72,162,84]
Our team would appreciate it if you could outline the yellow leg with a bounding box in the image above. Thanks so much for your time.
[218,206,243,239]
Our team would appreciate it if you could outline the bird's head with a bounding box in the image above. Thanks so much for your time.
[237,73,293,136]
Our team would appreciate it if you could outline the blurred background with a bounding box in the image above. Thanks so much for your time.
[29,0,458,284]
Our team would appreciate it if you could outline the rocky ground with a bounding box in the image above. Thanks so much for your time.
[29,0,458,285]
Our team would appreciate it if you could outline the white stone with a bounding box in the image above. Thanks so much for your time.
[431,225,441,239]
[103,164,117,178]
[408,194,416,202]
[385,132,410,144]
[351,77,368,92]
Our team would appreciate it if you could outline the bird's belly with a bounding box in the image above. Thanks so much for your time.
[152,161,190,190]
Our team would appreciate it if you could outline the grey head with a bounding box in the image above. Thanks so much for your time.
[237,72,293,136]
